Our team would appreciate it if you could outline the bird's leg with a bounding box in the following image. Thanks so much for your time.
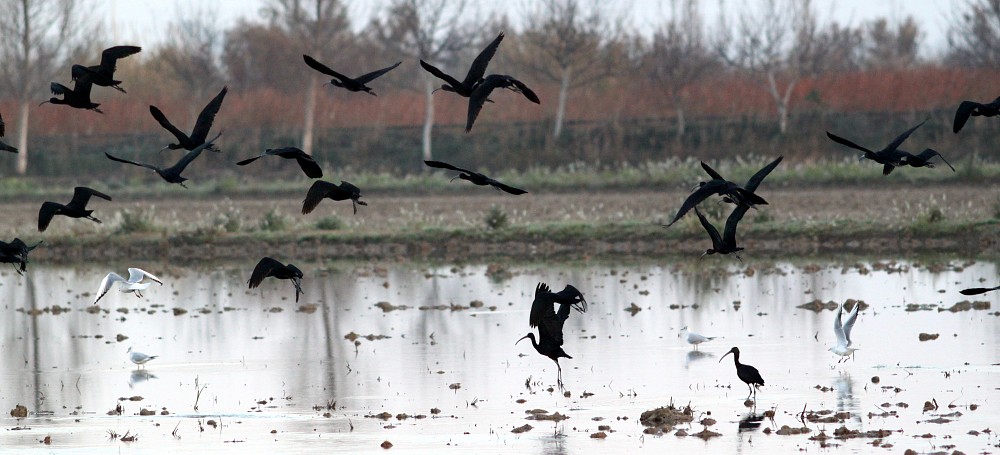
[556,361,564,390]
[735,253,744,263]
[112,85,127,94]
[179,182,189,189]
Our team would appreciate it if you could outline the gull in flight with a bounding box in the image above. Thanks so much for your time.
[128,347,157,369]
[828,303,861,363]
[679,326,716,350]
[95,268,163,304]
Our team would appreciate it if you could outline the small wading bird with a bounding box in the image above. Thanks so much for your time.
[679,326,716,351]
[517,282,588,388]
[94,268,164,304]
[248,257,304,302]
[694,205,750,261]
[720,347,765,400]
[41,73,102,113]
[828,302,861,363]
[105,132,221,188]
[953,96,1000,133]
[424,160,527,195]
[420,31,504,98]
[466,74,539,133]
[960,285,1000,296]
[664,157,781,226]
[38,186,112,232]
[303,55,400,96]
[302,180,367,215]
[237,147,323,178]
[72,45,142,93]
[901,149,956,172]
[150,86,227,152]
[128,347,157,369]
[1,113,18,153]
[0,238,41,274]
[826,120,927,175]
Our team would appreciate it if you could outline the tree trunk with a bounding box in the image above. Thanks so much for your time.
[422,77,434,161]
[302,74,318,155]
[552,66,572,139]
[675,104,686,137]
[766,71,796,135]
[15,99,29,175]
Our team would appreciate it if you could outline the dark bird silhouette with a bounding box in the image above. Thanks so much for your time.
[517,282,588,388]
[826,120,926,175]
[150,86,227,152]
[466,74,540,133]
[424,160,527,195]
[38,186,112,232]
[41,74,102,113]
[72,45,142,93]
[248,257,304,302]
[960,285,1000,296]
[694,205,749,261]
[1,113,17,153]
[237,147,323,178]
[720,347,765,400]
[302,180,367,215]
[953,96,1000,133]
[0,238,41,275]
[900,149,956,172]
[303,55,400,96]
[105,132,221,188]
[664,158,780,226]
[420,31,504,98]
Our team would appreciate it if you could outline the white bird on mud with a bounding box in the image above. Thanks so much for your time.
[829,303,861,362]
[128,347,157,369]
[95,268,163,304]
[679,326,716,350]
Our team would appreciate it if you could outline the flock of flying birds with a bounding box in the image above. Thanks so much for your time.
[2,32,1000,389]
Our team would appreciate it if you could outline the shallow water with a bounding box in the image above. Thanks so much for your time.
[1,258,999,454]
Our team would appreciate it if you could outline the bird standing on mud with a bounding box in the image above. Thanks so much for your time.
[720,347,764,400]
[517,282,587,388]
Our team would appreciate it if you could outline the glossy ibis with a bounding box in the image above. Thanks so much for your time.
[828,302,861,363]
[105,132,221,188]
[128,347,157,369]
[248,257,304,302]
[237,147,323,178]
[826,120,927,175]
[72,45,142,93]
[680,326,716,351]
[960,285,1000,296]
[94,268,164,304]
[38,186,112,232]
[301,180,367,215]
[303,55,400,96]
[424,160,527,195]
[150,86,227,152]
[1,113,17,153]
[694,205,750,261]
[664,158,780,226]
[720,347,764,400]
[517,282,587,388]
[953,96,1000,133]
[420,31,504,98]
[901,149,956,172]
[0,238,41,274]
[41,74,102,113]
[466,74,539,133]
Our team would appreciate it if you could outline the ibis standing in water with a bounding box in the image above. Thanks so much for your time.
[828,302,861,363]
[517,282,587,388]
[720,347,765,400]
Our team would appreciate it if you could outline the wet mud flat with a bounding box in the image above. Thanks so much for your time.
[2,259,999,453]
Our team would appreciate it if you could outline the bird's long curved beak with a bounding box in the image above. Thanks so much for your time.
[515,334,530,345]
[719,351,732,363]
[38,101,50,107]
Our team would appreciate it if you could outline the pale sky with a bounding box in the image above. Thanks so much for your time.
[102,0,952,56]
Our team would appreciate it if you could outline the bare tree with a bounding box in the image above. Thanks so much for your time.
[517,0,622,139]
[946,0,1000,69]
[643,0,718,136]
[369,0,471,161]
[262,0,350,155]
[150,5,226,113]
[864,17,920,69]
[0,0,91,175]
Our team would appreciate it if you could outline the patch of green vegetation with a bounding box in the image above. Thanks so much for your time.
[115,209,156,235]
[215,210,242,233]
[258,209,288,232]
[315,215,344,231]
[483,205,509,230]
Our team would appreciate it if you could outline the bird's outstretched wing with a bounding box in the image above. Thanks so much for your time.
[700,161,725,180]
[695,207,722,248]
[722,204,751,246]
[510,78,540,104]
[463,31,505,87]
[105,152,158,172]
[99,45,142,74]
[745,156,784,192]
[826,131,874,154]
[664,180,730,226]
[492,180,528,195]
[38,202,60,232]
[73,74,95,98]
[960,286,1000,295]
[149,105,190,143]
[466,81,498,132]
[529,282,553,329]
[302,180,337,214]
[71,64,91,82]
[293,155,323,179]
[0,141,15,154]
[419,60,464,91]
[248,257,284,288]
[355,61,401,84]
[68,186,111,210]
[191,86,227,144]
[842,302,860,345]
[95,272,126,303]
[424,160,470,173]
[953,101,980,133]
[172,132,221,173]
[50,82,72,96]
[127,268,163,285]
[884,120,926,153]
[236,155,263,166]
[303,55,347,80]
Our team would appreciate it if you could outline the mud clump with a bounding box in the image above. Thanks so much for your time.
[640,404,694,432]
[775,425,811,435]
[525,409,569,422]
[10,404,27,418]
[918,333,940,341]
[511,424,533,434]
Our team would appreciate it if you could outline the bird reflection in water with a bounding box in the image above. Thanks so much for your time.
[738,412,765,432]
[685,349,714,369]
[128,369,157,388]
